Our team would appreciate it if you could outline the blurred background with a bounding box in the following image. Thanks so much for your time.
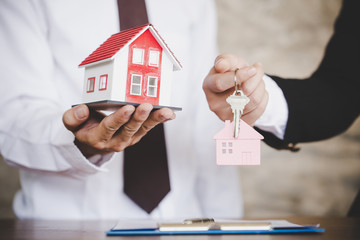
[1,0,359,219]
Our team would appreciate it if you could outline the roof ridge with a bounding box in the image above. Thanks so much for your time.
[78,23,182,69]
[79,24,149,66]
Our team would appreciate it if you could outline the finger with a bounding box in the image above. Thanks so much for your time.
[131,108,176,145]
[214,54,248,73]
[204,65,257,93]
[244,80,266,114]
[240,62,264,96]
[62,104,90,132]
[115,103,153,141]
[241,62,265,113]
[145,107,175,126]
[242,91,269,126]
[94,105,135,142]
[205,91,232,118]
[215,105,234,122]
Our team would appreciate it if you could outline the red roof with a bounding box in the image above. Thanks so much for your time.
[79,24,148,66]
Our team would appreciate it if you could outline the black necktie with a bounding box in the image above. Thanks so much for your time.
[118,0,171,214]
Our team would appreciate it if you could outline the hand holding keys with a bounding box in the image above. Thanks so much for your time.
[226,68,250,138]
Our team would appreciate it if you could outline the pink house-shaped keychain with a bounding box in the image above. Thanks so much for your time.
[214,120,264,165]
[78,24,182,111]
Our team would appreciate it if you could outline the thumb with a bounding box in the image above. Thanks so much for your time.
[62,104,89,132]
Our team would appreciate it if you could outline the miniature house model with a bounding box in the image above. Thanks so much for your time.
[79,24,182,107]
[214,120,264,165]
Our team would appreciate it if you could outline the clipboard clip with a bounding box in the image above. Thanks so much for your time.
[183,218,215,224]
[159,218,272,232]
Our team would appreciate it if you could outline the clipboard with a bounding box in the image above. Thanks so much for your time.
[106,218,325,236]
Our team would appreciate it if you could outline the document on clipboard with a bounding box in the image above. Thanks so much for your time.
[107,218,325,235]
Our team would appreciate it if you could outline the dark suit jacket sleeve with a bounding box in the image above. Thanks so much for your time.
[256,0,360,151]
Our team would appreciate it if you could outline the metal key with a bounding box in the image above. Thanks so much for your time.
[226,68,250,138]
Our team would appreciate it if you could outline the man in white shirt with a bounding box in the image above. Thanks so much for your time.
[0,0,280,219]
[0,0,241,220]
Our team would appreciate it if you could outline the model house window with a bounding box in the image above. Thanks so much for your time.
[130,74,142,95]
[148,50,160,67]
[228,142,233,154]
[99,74,108,90]
[147,77,158,97]
[221,141,233,154]
[87,77,95,92]
[132,48,144,65]
[221,141,227,154]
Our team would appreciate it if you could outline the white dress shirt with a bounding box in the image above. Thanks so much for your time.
[256,75,288,140]
[0,0,245,219]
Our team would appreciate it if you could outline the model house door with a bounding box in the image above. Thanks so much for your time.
[126,30,162,105]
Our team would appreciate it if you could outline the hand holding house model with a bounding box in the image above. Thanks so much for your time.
[213,70,264,165]
[65,24,181,157]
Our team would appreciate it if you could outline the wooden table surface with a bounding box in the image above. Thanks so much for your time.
[0,217,359,240]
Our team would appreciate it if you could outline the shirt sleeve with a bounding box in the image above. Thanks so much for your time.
[255,0,360,151]
[0,0,111,175]
[254,75,288,140]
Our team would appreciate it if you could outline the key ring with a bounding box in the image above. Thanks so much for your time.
[234,68,244,96]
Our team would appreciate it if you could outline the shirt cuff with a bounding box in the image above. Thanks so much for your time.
[254,75,289,140]
[87,153,114,166]
[51,122,112,174]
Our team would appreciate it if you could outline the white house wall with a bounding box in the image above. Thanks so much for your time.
[82,61,114,103]
[111,46,129,101]
[159,49,173,106]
